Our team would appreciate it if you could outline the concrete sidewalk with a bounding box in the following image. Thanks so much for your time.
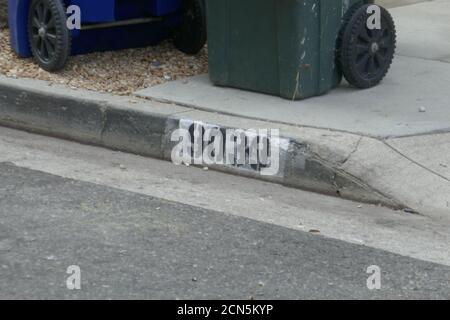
[0,0,449,218]
[136,0,450,139]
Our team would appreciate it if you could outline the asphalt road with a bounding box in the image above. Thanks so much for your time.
[1,161,449,299]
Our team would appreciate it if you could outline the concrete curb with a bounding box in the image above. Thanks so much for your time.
[2,75,449,218]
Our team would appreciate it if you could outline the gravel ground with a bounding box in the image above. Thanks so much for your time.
[0,26,208,95]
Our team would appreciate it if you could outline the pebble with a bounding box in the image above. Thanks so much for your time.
[0,27,208,96]
[150,60,163,68]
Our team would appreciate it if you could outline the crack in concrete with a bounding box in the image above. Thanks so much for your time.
[340,136,363,166]
[383,140,450,184]
[395,53,450,65]
[309,151,404,210]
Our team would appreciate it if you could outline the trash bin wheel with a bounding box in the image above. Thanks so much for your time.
[28,0,71,71]
[339,4,396,89]
[173,0,207,55]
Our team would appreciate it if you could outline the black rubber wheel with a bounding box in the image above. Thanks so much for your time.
[28,0,71,71]
[339,4,396,88]
[173,0,207,55]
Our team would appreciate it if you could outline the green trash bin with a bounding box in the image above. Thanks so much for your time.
[206,0,396,100]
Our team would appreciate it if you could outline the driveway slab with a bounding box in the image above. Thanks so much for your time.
[390,0,450,62]
[136,55,450,138]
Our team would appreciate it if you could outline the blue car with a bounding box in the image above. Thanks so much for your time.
[8,0,207,71]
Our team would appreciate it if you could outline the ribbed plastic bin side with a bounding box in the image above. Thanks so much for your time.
[206,0,365,100]
[8,0,31,57]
